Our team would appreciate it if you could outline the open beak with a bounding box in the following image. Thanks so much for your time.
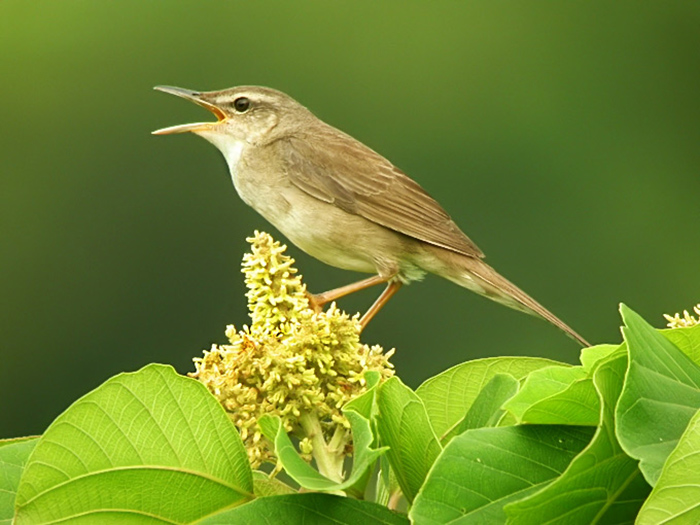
[152,86,227,135]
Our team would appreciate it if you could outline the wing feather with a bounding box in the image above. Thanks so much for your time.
[276,125,484,258]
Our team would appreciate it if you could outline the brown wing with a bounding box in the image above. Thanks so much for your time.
[276,125,484,258]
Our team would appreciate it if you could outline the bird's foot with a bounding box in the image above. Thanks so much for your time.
[305,291,325,314]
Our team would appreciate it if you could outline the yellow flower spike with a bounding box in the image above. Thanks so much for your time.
[664,303,700,329]
[190,231,394,469]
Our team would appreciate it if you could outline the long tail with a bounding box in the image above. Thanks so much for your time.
[421,249,590,347]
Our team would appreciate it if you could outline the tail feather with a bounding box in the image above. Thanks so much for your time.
[423,249,590,347]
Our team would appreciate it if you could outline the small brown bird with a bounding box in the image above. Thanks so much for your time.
[153,85,589,346]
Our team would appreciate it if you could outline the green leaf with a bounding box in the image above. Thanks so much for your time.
[258,415,333,489]
[456,373,519,433]
[344,371,380,421]
[505,354,651,524]
[376,454,399,508]
[616,305,700,485]
[580,344,622,372]
[196,493,409,524]
[637,407,700,524]
[662,323,700,367]
[252,471,296,497]
[410,425,594,524]
[15,364,253,524]
[503,365,599,426]
[342,411,385,496]
[363,369,383,389]
[416,357,562,439]
[0,438,37,525]
[343,371,384,496]
[0,436,39,449]
[376,377,441,503]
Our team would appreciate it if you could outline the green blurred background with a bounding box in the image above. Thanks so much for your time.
[2,1,699,438]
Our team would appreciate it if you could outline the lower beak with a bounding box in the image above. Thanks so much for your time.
[152,86,227,135]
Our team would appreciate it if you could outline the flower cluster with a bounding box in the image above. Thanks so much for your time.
[191,231,394,467]
[664,303,700,329]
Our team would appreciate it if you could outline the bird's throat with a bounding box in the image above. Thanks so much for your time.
[220,139,246,174]
[197,131,246,176]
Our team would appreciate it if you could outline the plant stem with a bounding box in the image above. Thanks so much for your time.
[328,423,350,453]
[299,412,346,483]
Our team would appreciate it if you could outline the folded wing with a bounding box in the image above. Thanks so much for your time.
[276,126,484,258]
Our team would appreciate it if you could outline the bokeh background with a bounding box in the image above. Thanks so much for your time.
[2,1,699,438]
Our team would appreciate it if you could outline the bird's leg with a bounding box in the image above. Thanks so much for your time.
[307,274,388,313]
[359,280,403,331]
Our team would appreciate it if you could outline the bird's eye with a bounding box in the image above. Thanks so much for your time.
[233,97,250,112]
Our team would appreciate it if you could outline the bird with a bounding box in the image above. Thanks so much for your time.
[153,85,589,346]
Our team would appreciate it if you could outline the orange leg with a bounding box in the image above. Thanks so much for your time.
[308,274,388,312]
[359,280,403,331]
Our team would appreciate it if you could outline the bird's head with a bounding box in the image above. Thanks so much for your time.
[152,85,310,149]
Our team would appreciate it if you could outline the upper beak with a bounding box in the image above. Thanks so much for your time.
[152,86,227,135]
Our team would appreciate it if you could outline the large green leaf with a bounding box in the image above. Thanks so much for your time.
[410,425,594,524]
[616,305,700,485]
[376,377,441,503]
[505,354,650,524]
[0,436,39,449]
[502,344,627,428]
[416,357,562,439]
[457,373,519,432]
[580,344,622,372]
[14,364,253,524]
[503,365,599,426]
[0,438,37,525]
[637,407,700,524]
[196,493,409,524]
[252,471,296,497]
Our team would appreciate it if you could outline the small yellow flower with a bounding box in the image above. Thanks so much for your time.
[664,303,700,329]
[191,231,394,468]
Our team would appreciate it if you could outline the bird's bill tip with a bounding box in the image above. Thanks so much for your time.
[151,122,214,135]
[153,85,201,99]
